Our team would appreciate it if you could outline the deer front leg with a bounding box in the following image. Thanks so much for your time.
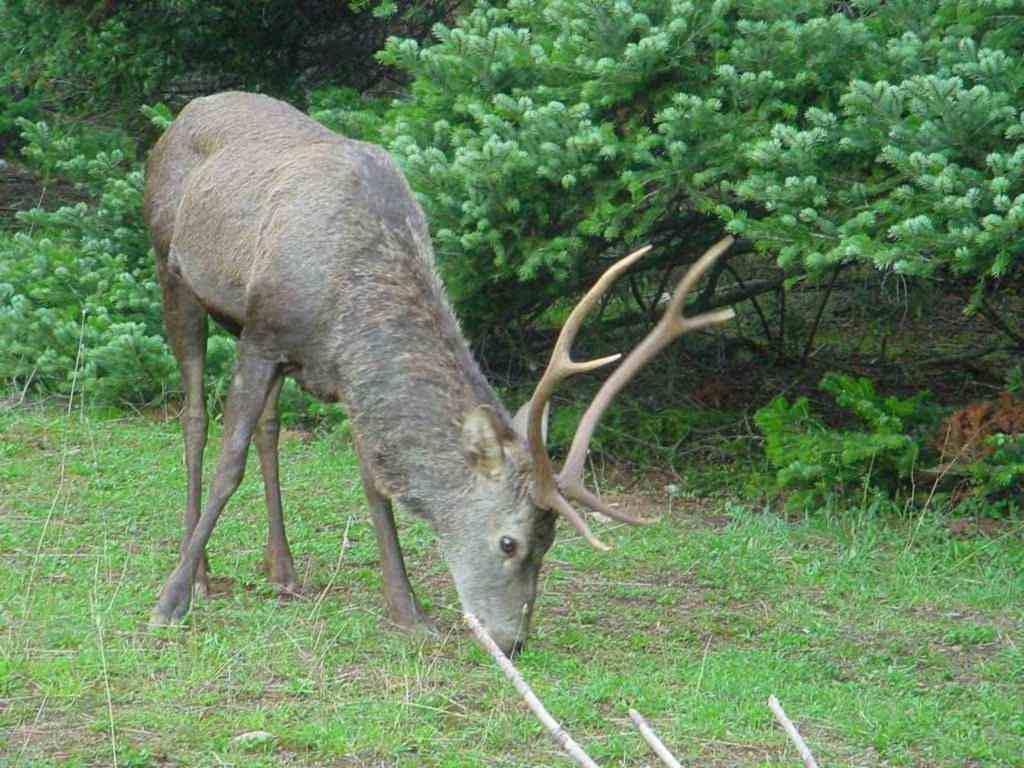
[152,350,280,625]
[253,375,298,593]
[355,446,433,633]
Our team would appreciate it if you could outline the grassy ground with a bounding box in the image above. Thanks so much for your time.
[1,404,1022,767]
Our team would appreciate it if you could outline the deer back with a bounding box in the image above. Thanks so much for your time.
[143,91,502,498]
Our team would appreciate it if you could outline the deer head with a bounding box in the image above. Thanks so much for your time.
[442,237,735,653]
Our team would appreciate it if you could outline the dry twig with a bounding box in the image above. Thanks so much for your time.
[464,613,600,768]
[768,695,820,768]
[628,708,683,768]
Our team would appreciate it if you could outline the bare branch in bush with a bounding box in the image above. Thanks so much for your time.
[802,263,844,366]
[776,285,787,363]
[723,263,774,344]
[768,695,820,768]
[979,298,1024,348]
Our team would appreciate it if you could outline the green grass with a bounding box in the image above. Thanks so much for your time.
[1,404,1022,767]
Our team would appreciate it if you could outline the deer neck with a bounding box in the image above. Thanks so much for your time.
[322,272,506,521]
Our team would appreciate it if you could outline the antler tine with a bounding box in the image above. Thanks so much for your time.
[562,480,653,526]
[524,246,651,494]
[662,235,736,333]
[552,493,612,552]
[558,237,736,510]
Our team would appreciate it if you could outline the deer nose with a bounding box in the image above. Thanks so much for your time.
[487,630,525,657]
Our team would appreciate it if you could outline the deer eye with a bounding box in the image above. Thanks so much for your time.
[499,536,518,557]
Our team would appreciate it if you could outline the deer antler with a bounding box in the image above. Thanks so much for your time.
[526,237,736,549]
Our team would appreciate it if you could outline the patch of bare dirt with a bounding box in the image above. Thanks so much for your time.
[946,516,1018,538]
[206,574,237,596]
[281,427,317,443]
[590,460,735,530]
[137,400,183,423]
[6,713,104,765]
[692,741,786,768]
[906,604,1022,632]
[613,487,734,532]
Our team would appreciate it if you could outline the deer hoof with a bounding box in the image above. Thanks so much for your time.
[192,575,211,600]
[150,577,193,626]
[274,582,302,601]
[148,608,183,628]
[190,557,211,599]
[391,608,439,638]
[264,548,298,594]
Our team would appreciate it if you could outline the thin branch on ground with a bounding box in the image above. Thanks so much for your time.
[20,311,88,641]
[92,557,119,768]
[16,366,38,406]
[464,613,600,768]
[768,695,819,768]
[15,694,48,763]
[628,709,683,768]
[695,634,713,693]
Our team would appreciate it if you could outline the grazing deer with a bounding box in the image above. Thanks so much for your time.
[143,91,733,654]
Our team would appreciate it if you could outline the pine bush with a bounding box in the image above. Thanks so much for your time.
[0,119,178,402]
[754,373,938,508]
[366,0,1024,329]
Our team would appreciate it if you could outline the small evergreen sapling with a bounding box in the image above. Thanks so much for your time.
[754,373,938,508]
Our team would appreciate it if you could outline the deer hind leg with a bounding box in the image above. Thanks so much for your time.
[156,262,212,597]
[354,442,434,633]
[151,343,281,625]
[254,375,299,593]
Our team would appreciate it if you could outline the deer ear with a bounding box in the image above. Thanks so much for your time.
[511,400,548,445]
[462,405,514,478]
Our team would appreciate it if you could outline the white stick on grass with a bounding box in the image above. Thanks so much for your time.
[768,695,820,768]
[464,613,600,768]
[628,709,683,768]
